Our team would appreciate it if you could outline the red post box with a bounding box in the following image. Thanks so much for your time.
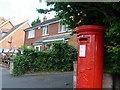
[75,25,106,88]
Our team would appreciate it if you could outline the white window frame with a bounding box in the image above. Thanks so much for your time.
[28,30,35,38]
[42,26,49,36]
[58,23,68,33]
[34,45,42,51]
[27,46,32,49]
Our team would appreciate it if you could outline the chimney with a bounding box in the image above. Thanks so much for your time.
[43,16,47,22]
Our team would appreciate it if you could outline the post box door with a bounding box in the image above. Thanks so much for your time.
[77,35,96,88]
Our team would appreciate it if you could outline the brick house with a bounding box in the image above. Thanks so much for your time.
[0,17,30,50]
[24,17,78,51]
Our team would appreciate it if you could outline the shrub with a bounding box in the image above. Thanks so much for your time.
[13,42,77,76]
[104,45,120,73]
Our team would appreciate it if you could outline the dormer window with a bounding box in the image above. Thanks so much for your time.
[2,32,7,37]
[28,30,35,38]
[42,26,49,36]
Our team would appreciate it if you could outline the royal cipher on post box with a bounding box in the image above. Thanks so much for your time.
[75,25,106,88]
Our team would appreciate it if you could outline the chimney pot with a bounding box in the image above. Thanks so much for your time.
[43,16,47,22]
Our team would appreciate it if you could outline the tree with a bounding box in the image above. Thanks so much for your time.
[37,2,120,74]
[37,2,119,28]
[31,17,41,26]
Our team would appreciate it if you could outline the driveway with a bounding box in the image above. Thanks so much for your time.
[1,67,73,89]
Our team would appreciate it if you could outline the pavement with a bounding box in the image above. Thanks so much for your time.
[1,67,73,88]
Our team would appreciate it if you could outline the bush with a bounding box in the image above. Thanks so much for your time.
[104,45,120,73]
[13,42,77,76]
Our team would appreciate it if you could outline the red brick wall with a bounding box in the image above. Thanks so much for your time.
[68,34,78,47]
[25,22,60,46]
[49,23,59,36]
[24,28,42,46]
[25,22,78,47]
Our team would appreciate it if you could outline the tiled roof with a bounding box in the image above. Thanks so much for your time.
[33,33,71,44]
[40,18,59,25]
[0,21,27,41]
[24,18,59,31]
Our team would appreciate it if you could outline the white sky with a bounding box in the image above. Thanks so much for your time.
[0,0,56,25]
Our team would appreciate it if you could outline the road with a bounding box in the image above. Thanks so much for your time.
[1,67,73,89]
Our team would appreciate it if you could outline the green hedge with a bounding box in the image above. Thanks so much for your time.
[13,42,77,76]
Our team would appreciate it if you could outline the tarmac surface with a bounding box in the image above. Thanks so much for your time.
[1,67,73,88]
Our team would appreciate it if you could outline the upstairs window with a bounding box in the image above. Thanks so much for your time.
[58,23,68,33]
[28,30,35,38]
[42,26,48,36]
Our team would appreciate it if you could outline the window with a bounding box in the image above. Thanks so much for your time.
[2,32,7,37]
[0,30,2,33]
[27,46,32,49]
[28,30,35,38]
[42,26,48,36]
[35,45,42,51]
[59,23,68,33]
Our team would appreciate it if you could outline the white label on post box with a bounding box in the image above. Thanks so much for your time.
[79,45,86,57]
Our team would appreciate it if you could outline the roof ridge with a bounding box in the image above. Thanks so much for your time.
[24,18,59,31]
[14,20,28,27]
[32,18,58,26]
